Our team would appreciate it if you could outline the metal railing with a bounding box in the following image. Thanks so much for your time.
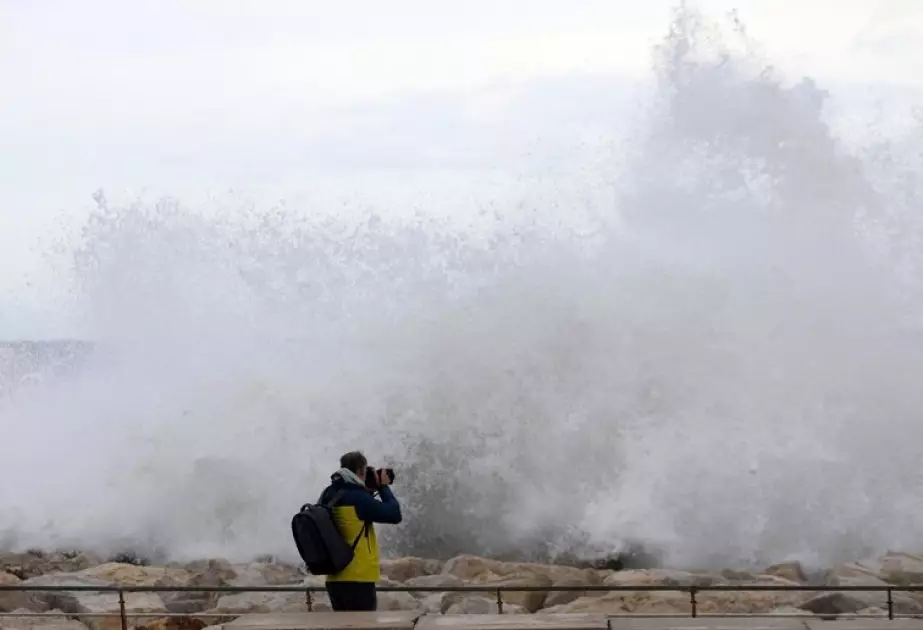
[1,583,920,628]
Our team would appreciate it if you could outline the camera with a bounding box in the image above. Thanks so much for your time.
[365,466,395,490]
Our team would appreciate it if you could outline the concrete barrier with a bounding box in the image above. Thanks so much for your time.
[805,621,923,630]
[417,613,608,630]
[609,620,809,630]
[223,611,422,630]
[222,613,923,630]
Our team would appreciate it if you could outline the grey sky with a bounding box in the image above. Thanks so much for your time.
[2,0,922,338]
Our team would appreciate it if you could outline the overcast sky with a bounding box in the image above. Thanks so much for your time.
[2,0,922,338]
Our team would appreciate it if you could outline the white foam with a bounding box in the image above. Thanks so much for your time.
[2,6,923,570]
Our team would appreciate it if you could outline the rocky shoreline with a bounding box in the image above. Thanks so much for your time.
[3,550,923,628]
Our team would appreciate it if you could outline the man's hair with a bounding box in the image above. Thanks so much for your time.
[340,451,368,474]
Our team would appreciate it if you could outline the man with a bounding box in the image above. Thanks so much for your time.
[318,450,402,611]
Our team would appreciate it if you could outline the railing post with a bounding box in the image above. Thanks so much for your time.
[887,588,894,619]
[118,589,127,630]
[306,590,313,612]
[496,589,504,614]
[689,587,698,618]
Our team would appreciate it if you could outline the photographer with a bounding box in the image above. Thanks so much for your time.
[318,450,402,611]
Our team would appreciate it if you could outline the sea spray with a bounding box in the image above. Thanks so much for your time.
[2,5,923,570]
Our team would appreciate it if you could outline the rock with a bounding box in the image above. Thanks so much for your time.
[209,592,300,614]
[417,591,472,615]
[206,590,328,620]
[541,592,684,615]
[470,571,552,613]
[377,591,423,611]
[541,578,597,609]
[823,562,882,585]
[131,618,207,630]
[872,552,923,585]
[720,569,758,581]
[0,608,89,630]
[181,560,235,585]
[445,596,526,614]
[417,593,447,614]
[738,575,803,587]
[0,553,100,581]
[806,569,919,614]
[79,564,190,587]
[0,571,29,613]
[694,591,810,614]
[380,558,442,582]
[227,563,299,587]
[160,560,237,615]
[442,555,596,585]
[403,574,465,589]
[442,554,601,612]
[74,593,166,630]
[602,569,721,587]
[764,561,808,583]
[442,556,495,580]
[543,587,808,615]
[19,573,113,614]
[799,590,923,616]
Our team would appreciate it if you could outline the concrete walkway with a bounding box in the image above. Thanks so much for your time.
[223,613,923,630]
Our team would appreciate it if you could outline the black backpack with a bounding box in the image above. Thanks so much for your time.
[292,488,367,575]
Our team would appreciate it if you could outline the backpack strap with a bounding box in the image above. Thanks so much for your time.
[349,523,368,550]
[321,488,348,509]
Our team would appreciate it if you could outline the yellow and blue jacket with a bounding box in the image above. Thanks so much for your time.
[318,473,402,583]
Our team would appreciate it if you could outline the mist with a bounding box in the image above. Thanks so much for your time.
[2,5,923,571]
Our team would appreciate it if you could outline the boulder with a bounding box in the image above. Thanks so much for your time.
[0,552,101,581]
[79,564,190,587]
[470,571,552,613]
[161,560,238,615]
[441,555,601,612]
[0,571,29,613]
[442,555,597,585]
[441,556,498,581]
[205,589,332,620]
[19,573,112,614]
[763,561,808,583]
[799,590,923,616]
[227,563,299,587]
[208,592,305,615]
[416,591,471,615]
[445,596,526,614]
[74,593,166,630]
[823,562,882,585]
[403,574,464,589]
[0,608,89,630]
[871,552,923,585]
[131,618,207,630]
[542,587,808,615]
[720,569,758,582]
[180,560,235,585]
[542,592,688,615]
[602,568,721,587]
[541,581,593,610]
[380,558,442,582]
[805,571,919,614]
[377,591,423,611]
[417,593,448,614]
